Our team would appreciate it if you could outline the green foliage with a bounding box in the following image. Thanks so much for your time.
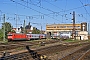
[32,27,40,34]
[11,30,16,33]
[1,22,13,40]
[63,39,80,43]
[0,29,3,39]
[2,22,12,33]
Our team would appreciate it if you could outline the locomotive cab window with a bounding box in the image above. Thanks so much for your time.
[7,34,12,36]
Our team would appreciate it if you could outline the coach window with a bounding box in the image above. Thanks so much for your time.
[8,34,12,36]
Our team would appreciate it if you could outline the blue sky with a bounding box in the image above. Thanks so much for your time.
[0,0,90,31]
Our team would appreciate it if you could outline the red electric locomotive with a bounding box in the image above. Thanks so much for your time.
[7,33,28,41]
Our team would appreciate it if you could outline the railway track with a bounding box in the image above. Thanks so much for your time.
[0,40,59,58]
[60,44,90,60]
[0,41,89,60]
[78,49,90,60]
[0,40,59,51]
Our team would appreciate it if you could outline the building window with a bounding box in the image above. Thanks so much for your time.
[60,26,66,28]
[60,26,63,28]
[63,26,66,28]
[67,26,73,28]
[57,26,59,28]
[47,27,53,28]
[78,26,80,28]
[54,26,56,28]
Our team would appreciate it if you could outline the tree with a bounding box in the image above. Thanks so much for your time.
[2,22,13,39]
[0,29,3,39]
[32,27,40,34]
[2,22,12,33]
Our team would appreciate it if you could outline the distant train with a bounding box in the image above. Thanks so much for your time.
[51,32,71,39]
[7,33,46,41]
[60,33,71,39]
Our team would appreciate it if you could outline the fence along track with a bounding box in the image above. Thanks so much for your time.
[60,44,90,60]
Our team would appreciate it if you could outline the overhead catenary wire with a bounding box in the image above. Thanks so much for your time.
[23,0,90,22]
[79,0,90,17]
[0,0,90,31]
[45,4,88,22]
[44,0,88,13]
[11,0,89,21]
[0,5,88,23]
[0,0,89,24]
[44,0,63,10]
[63,0,67,23]
[1,0,88,20]
[10,0,60,22]
[21,0,58,15]
[25,0,89,20]
[29,0,41,5]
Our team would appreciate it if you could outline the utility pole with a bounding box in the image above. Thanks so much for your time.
[3,14,5,41]
[15,14,17,29]
[72,11,76,40]
[23,20,25,33]
[41,25,42,34]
